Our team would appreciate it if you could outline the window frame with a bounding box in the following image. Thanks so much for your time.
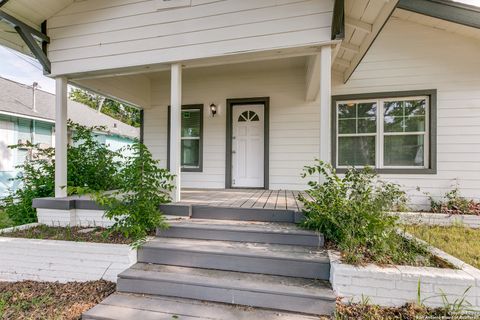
[332,90,437,174]
[168,104,204,172]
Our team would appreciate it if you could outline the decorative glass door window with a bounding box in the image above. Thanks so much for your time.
[336,96,429,169]
[181,107,202,170]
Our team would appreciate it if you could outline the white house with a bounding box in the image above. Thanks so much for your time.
[0,77,139,196]
[0,0,479,208]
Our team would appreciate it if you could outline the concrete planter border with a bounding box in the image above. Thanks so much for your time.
[0,224,136,283]
[329,235,480,310]
[394,211,480,228]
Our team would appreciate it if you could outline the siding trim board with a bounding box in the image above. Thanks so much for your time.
[331,89,437,175]
[226,97,270,190]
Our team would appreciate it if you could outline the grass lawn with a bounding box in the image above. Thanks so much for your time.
[0,209,13,230]
[405,225,480,269]
[0,280,114,320]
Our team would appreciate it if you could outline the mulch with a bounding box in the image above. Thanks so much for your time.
[0,280,115,320]
[433,201,480,216]
[0,226,132,244]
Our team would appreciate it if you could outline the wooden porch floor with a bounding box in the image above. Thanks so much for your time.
[177,188,308,212]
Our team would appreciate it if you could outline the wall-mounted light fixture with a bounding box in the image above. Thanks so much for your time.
[210,103,217,117]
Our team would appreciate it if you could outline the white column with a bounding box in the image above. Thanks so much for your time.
[319,45,332,164]
[170,63,182,202]
[55,77,68,198]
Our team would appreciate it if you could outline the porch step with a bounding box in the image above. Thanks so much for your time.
[158,219,324,246]
[82,292,323,320]
[160,204,304,222]
[117,263,335,316]
[138,238,330,279]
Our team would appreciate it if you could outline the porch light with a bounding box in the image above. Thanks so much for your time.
[210,103,217,117]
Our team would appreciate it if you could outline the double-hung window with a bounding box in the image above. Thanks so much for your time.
[180,105,203,172]
[333,90,436,173]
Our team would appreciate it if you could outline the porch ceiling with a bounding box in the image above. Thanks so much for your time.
[0,0,72,55]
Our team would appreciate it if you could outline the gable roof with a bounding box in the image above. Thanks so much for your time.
[0,76,139,139]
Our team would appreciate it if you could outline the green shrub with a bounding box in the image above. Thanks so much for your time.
[299,161,431,265]
[94,142,174,247]
[2,123,122,225]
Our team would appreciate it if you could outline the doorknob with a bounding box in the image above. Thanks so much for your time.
[232,150,236,154]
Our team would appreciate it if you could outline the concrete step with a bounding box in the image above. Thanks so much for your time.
[138,238,330,279]
[158,219,324,246]
[117,263,335,316]
[83,292,323,320]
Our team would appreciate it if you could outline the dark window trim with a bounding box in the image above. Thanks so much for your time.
[331,89,437,174]
[167,104,204,172]
[139,109,144,144]
[226,97,269,189]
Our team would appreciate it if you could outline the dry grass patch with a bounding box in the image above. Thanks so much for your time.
[0,280,115,320]
[405,225,480,269]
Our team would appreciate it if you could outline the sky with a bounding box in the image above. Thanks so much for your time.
[0,45,55,93]
[0,0,479,93]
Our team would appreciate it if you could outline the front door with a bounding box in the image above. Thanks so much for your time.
[232,105,264,188]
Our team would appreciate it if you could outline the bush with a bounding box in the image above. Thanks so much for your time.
[299,161,431,265]
[2,123,122,225]
[94,142,174,247]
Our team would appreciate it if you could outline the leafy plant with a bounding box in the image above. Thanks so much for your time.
[1,123,122,225]
[94,142,174,247]
[428,183,479,215]
[299,161,432,265]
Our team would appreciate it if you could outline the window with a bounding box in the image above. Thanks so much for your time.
[180,105,203,171]
[333,90,436,173]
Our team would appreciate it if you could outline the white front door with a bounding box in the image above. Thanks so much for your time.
[0,120,14,171]
[232,105,264,188]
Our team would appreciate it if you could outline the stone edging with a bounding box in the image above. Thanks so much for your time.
[393,211,480,228]
[329,237,480,310]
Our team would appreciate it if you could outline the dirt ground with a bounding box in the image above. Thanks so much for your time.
[0,280,115,320]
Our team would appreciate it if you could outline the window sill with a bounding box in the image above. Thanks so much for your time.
[181,168,202,173]
[334,168,437,175]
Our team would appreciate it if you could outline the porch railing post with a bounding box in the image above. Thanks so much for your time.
[319,45,332,164]
[170,63,182,202]
[55,76,68,198]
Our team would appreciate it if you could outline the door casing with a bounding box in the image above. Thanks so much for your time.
[226,97,269,189]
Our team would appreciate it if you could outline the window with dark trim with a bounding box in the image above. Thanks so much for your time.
[181,105,203,172]
[332,90,437,174]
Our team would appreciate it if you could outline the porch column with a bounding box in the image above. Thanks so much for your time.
[319,45,332,164]
[170,63,182,202]
[55,77,68,198]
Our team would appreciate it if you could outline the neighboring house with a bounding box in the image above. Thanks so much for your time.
[0,0,479,208]
[0,77,139,196]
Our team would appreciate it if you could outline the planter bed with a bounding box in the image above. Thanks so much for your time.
[394,211,480,228]
[329,239,480,311]
[0,224,137,283]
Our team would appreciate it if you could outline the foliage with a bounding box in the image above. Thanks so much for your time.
[406,224,480,269]
[0,209,13,229]
[299,161,432,265]
[1,123,122,226]
[67,121,122,192]
[428,185,480,215]
[69,88,141,127]
[94,142,174,247]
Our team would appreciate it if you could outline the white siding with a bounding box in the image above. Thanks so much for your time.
[47,0,334,76]
[333,16,480,208]
[145,59,320,190]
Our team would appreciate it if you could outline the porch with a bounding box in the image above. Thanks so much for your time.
[176,188,307,212]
